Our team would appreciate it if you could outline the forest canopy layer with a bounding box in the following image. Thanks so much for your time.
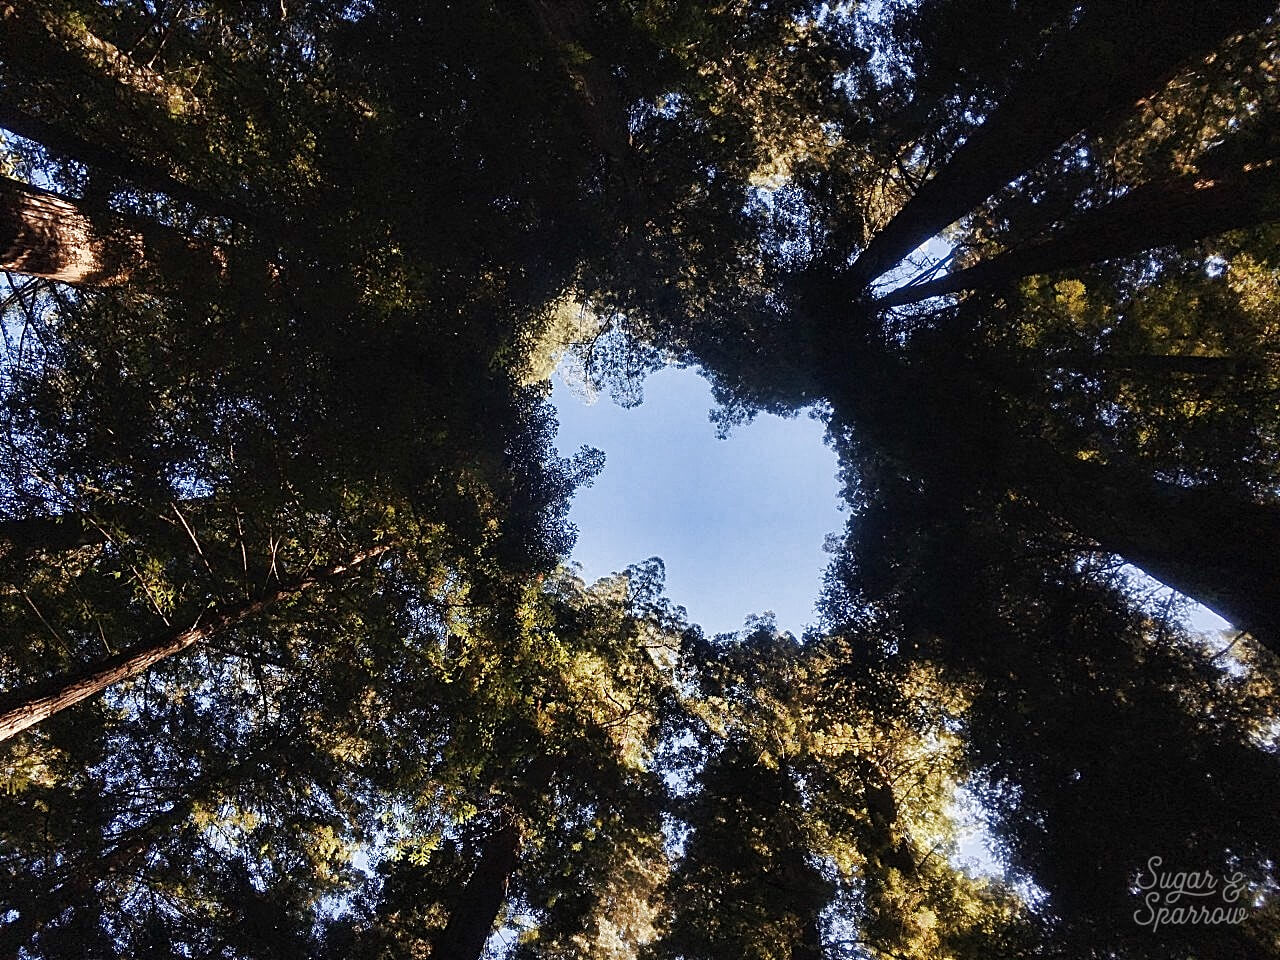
[2,2,1280,958]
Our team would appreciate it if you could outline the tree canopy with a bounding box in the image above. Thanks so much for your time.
[2,1,1280,957]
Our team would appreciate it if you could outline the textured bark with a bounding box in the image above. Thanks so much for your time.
[0,175,142,284]
[0,544,392,742]
[0,175,224,286]
[878,166,1280,307]
[430,821,523,960]
[0,105,255,224]
[845,0,1275,289]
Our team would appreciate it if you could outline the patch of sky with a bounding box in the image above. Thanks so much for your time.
[949,784,1050,907]
[871,234,957,305]
[1122,564,1237,635]
[552,364,844,638]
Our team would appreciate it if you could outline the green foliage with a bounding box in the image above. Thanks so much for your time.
[2,2,1280,958]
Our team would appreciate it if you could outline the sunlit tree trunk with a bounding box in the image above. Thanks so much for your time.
[0,175,225,286]
[1,175,142,285]
[430,821,523,960]
[844,0,1274,289]
[0,545,391,742]
[878,167,1280,307]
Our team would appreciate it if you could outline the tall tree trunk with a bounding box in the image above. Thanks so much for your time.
[844,0,1274,289]
[791,914,825,960]
[525,0,632,162]
[0,175,225,286]
[428,756,555,960]
[0,495,228,565]
[1032,454,1280,650]
[430,821,523,960]
[878,166,1280,307]
[0,544,391,742]
[0,105,256,225]
[814,319,1280,650]
[1048,353,1269,381]
[966,352,1271,401]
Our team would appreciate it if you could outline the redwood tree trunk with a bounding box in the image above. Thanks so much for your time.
[792,916,825,960]
[0,496,221,565]
[0,4,200,115]
[1036,455,1280,650]
[0,175,225,287]
[844,0,1273,289]
[430,821,523,960]
[1051,353,1266,381]
[526,0,632,161]
[0,545,391,742]
[0,175,142,285]
[878,167,1280,307]
[816,327,1280,651]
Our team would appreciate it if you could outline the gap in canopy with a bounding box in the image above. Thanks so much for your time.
[552,363,844,638]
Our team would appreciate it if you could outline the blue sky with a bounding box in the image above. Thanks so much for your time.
[552,366,844,637]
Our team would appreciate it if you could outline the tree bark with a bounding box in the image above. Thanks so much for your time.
[0,544,392,742]
[0,175,225,287]
[791,915,825,960]
[525,0,632,162]
[430,821,523,960]
[427,756,555,960]
[878,166,1280,307]
[1048,353,1269,381]
[1032,454,1280,651]
[844,0,1274,289]
[0,495,228,566]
